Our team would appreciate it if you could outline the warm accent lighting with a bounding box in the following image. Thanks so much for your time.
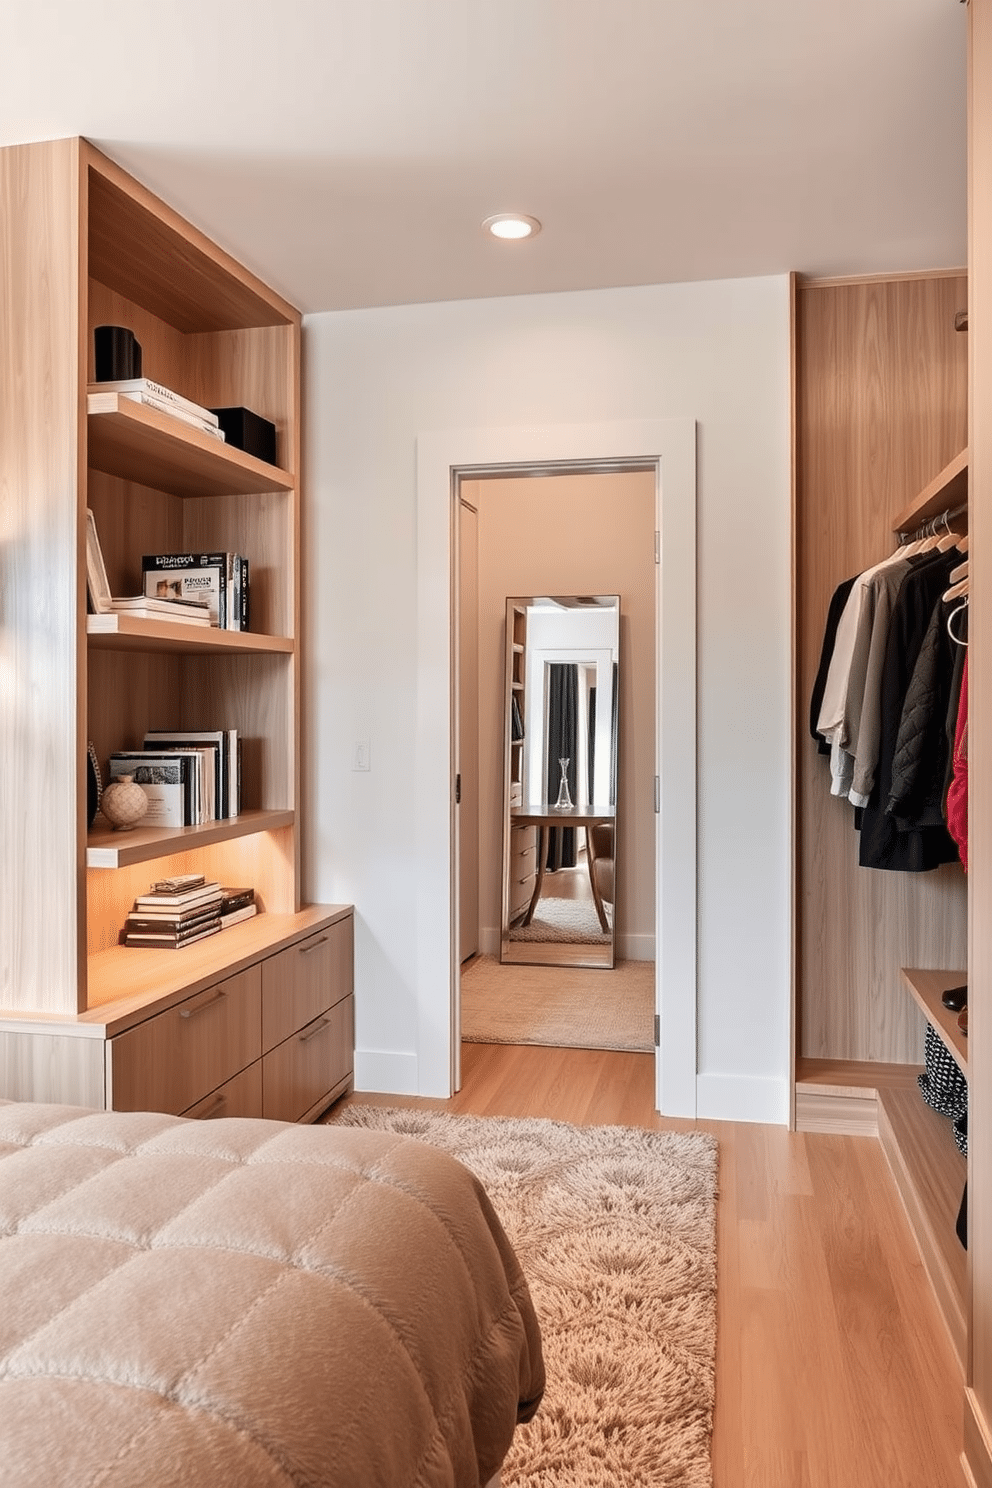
[482,213,542,240]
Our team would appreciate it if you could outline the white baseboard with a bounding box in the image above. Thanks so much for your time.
[353,1048,419,1096]
[616,932,655,961]
[695,1072,789,1125]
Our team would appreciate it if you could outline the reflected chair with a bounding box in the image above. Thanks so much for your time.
[587,821,614,935]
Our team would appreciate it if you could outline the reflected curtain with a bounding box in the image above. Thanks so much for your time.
[586,663,619,806]
[546,663,578,869]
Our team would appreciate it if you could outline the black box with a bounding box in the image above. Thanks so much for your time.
[94,325,142,382]
[210,407,277,466]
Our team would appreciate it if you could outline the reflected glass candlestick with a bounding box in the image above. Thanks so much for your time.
[554,757,573,810]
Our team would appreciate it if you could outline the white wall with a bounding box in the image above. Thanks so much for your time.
[304,274,792,1122]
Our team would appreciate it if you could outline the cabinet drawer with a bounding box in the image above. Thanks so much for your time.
[510,824,536,868]
[262,995,354,1124]
[509,870,536,920]
[261,916,353,1053]
[110,966,262,1116]
[182,1060,263,1120]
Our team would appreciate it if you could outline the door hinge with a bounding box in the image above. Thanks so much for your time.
[654,775,660,813]
[654,530,661,564]
[455,773,461,804]
[654,1013,661,1046]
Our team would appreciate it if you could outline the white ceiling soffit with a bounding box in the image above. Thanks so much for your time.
[0,0,967,314]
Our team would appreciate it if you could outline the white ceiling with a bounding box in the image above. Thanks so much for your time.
[1,0,968,314]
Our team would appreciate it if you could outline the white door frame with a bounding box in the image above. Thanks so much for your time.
[415,420,697,1115]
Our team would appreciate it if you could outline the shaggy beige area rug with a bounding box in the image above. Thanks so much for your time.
[508,897,611,944]
[328,1106,718,1487]
[461,955,654,1052]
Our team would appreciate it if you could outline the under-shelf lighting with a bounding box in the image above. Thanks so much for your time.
[482,213,542,240]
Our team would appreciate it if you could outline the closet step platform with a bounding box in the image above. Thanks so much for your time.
[796,1053,967,1372]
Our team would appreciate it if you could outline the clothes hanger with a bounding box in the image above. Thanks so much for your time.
[947,597,969,646]
[943,576,969,603]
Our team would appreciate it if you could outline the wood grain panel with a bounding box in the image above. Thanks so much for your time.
[261,915,354,1052]
[796,274,969,1064]
[0,1029,104,1106]
[877,1084,968,1369]
[0,138,85,1014]
[262,995,354,1124]
[85,147,296,333]
[108,963,262,1114]
[181,1058,262,1119]
[968,0,992,1462]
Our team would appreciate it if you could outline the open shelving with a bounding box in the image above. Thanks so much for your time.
[0,136,312,1026]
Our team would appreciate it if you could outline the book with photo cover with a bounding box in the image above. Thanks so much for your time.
[144,730,234,818]
[107,754,188,828]
[142,553,227,627]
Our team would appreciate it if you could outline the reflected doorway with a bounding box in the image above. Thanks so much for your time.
[456,470,656,1053]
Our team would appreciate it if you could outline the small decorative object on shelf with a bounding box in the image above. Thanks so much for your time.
[210,406,277,465]
[554,757,573,811]
[100,774,149,832]
[93,325,141,382]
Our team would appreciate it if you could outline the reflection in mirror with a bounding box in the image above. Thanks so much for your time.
[501,596,619,969]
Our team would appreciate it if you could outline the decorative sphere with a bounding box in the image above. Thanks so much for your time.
[100,774,149,831]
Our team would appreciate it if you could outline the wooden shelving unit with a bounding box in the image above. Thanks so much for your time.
[0,137,352,1125]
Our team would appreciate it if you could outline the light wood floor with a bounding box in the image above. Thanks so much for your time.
[340,1042,967,1488]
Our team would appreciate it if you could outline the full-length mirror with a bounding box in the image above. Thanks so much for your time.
[500,595,620,969]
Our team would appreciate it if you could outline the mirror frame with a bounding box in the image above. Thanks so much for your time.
[499,595,620,969]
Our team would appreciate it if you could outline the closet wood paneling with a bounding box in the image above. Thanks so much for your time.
[796,273,968,1064]
[968,0,992,1471]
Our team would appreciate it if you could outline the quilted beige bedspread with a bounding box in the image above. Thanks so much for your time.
[0,1102,544,1487]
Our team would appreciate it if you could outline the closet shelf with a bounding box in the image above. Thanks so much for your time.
[892,448,968,534]
[900,967,968,1075]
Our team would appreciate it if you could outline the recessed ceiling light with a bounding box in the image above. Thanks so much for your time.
[482,213,542,241]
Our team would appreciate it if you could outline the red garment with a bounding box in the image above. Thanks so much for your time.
[946,652,969,870]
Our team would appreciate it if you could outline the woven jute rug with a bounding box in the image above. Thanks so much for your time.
[328,1106,718,1487]
[461,955,654,1052]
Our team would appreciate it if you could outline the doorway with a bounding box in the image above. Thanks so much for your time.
[456,471,656,1050]
[415,419,697,1116]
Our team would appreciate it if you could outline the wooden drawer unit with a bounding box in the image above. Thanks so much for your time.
[262,995,354,1124]
[508,825,537,921]
[109,966,262,1115]
[182,1060,263,1120]
[261,916,354,1053]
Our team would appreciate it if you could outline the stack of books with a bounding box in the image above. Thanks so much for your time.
[87,378,225,442]
[107,730,240,828]
[142,551,249,631]
[219,886,257,929]
[122,875,223,949]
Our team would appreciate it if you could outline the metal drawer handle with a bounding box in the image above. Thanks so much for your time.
[198,1094,227,1120]
[299,1017,331,1044]
[180,989,227,1019]
[299,936,329,956]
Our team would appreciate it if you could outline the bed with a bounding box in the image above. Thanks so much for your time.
[0,1101,545,1488]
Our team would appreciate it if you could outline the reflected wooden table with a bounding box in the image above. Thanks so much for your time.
[510,805,615,933]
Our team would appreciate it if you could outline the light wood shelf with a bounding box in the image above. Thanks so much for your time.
[900,966,968,1074]
[892,447,968,534]
[87,808,296,870]
[87,396,294,498]
[87,614,294,655]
